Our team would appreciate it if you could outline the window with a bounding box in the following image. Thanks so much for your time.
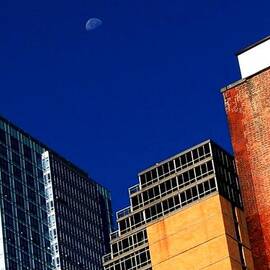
[210,178,216,189]
[28,188,36,203]
[183,172,189,183]
[4,200,13,216]
[169,161,175,171]
[30,217,39,231]
[25,161,33,174]
[145,171,152,182]
[168,197,174,209]
[178,175,184,187]
[162,199,169,212]
[133,213,142,225]
[142,191,148,202]
[171,177,178,189]
[14,180,23,194]
[6,229,15,244]
[160,182,166,194]
[131,196,139,208]
[26,175,35,189]
[140,174,146,186]
[189,169,195,179]
[180,155,186,166]
[207,161,213,171]
[201,163,207,174]
[13,166,22,179]
[0,145,7,158]
[23,145,32,161]
[186,189,192,201]
[192,149,198,160]
[1,172,10,187]
[157,166,163,179]
[0,158,9,172]
[198,183,204,194]
[163,163,169,174]
[16,194,25,209]
[204,181,210,192]
[29,202,37,215]
[5,215,14,230]
[17,208,26,223]
[112,244,118,254]
[204,143,210,154]
[3,186,12,201]
[0,129,6,143]
[10,137,19,152]
[175,157,180,169]
[148,188,154,200]
[20,237,29,252]
[7,244,16,259]
[151,169,157,180]
[192,186,198,198]
[198,146,204,157]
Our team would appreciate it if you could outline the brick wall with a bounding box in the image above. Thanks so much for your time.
[222,68,270,269]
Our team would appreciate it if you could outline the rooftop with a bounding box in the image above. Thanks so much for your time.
[236,35,270,55]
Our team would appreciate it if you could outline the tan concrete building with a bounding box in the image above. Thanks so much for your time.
[103,140,254,270]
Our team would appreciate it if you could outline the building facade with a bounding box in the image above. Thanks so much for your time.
[103,140,254,270]
[0,115,112,270]
[222,36,270,269]
[42,151,112,270]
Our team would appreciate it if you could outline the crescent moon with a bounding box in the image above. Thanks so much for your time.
[85,18,103,31]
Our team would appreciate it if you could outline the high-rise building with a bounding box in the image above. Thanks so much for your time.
[0,115,112,270]
[103,140,254,270]
[42,151,112,270]
[222,36,270,269]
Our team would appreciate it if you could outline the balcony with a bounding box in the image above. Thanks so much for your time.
[116,206,131,220]
[129,184,140,195]
[110,231,119,240]
[102,253,112,264]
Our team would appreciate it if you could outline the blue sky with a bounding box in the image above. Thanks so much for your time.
[1,0,270,213]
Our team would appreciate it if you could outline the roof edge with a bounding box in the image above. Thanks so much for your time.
[220,65,270,94]
[236,35,270,56]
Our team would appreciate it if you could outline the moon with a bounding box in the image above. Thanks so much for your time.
[85,18,103,31]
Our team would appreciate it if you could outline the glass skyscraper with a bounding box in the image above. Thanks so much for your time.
[43,151,112,269]
[0,115,112,270]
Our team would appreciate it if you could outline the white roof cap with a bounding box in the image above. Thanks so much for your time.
[237,36,270,78]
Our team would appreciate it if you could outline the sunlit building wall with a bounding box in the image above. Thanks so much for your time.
[222,36,270,269]
[103,140,254,270]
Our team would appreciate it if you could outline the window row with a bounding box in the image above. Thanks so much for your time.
[120,178,216,235]
[104,248,151,270]
[50,158,97,196]
[3,199,47,225]
[1,186,46,214]
[1,170,45,194]
[119,212,145,234]
[3,208,48,240]
[6,243,52,269]
[218,181,242,208]
[212,146,235,171]
[0,156,43,178]
[215,166,239,190]
[144,178,217,222]
[139,143,211,187]
[0,129,39,162]
[132,161,214,210]
[111,230,147,257]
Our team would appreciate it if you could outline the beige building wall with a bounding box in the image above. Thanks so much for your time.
[147,194,254,270]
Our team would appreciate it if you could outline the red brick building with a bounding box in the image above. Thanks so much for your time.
[222,36,270,269]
